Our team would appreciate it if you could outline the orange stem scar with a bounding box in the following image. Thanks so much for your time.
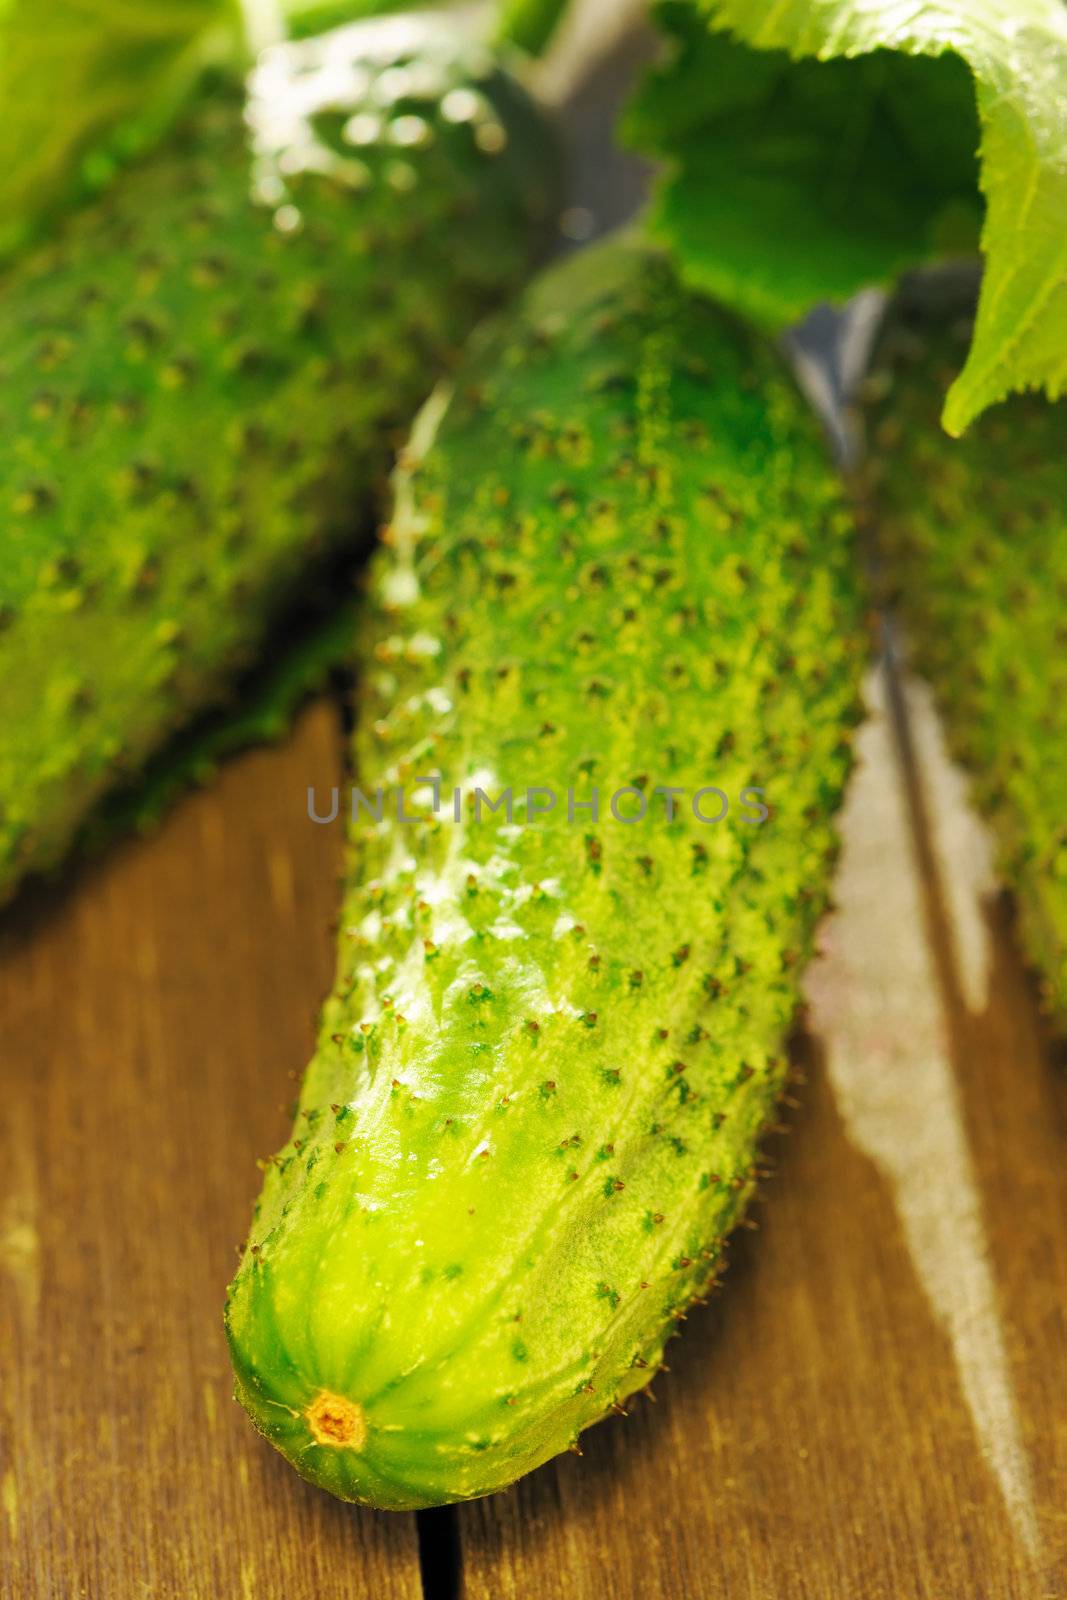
[305,1391,366,1450]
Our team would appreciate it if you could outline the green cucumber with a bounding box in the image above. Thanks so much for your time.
[225,241,867,1509]
[861,300,1067,1022]
[0,15,557,904]
[77,588,364,858]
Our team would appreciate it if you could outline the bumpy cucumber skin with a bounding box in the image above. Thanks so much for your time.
[0,17,556,903]
[226,243,867,1509]
[861,311,1067,1023]
[78,589,365,858]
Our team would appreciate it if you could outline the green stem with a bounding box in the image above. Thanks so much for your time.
[496,0,570,58]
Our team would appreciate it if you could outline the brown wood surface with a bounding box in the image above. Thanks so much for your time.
[0,703,423,1600]
[2,673,1066,1600]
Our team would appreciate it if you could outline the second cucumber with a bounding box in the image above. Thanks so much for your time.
[0,15,557,903]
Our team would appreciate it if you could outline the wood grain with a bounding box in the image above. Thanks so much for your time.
[0,702,422,1600]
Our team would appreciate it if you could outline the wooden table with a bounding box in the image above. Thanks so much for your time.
[2,646,1065,1597]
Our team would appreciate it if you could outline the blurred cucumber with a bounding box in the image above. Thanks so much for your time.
[0,14,558,904]
[861,292,1067,1023]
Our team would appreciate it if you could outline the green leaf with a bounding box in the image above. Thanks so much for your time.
[0,0,243,261]
[629,0,1067,433]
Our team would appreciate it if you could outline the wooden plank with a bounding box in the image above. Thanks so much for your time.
[457,666,1067,1600]
[0,702,423,1600]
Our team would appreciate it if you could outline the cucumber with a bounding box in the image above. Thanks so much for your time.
[225,241,867,1509]
[77,589,364,859]
[0,15,557,904]
[861,301,1067,1022]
